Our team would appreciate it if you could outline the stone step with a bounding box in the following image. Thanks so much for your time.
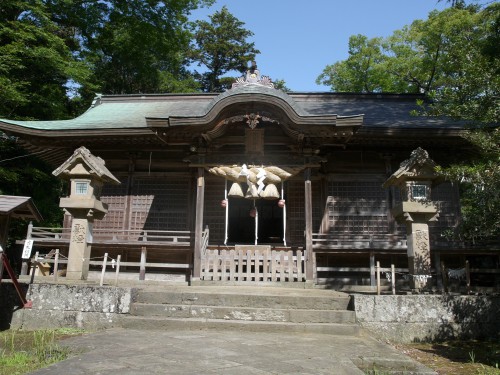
[130,303,356,323]
[133,291,351,310]
[120,316,362,336]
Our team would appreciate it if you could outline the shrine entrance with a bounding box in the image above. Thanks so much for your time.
[227,198,283,244]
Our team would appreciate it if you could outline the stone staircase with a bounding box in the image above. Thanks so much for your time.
[121,286,362,335]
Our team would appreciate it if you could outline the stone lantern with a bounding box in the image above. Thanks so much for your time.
[53,146,120,280]
[383,148,443,290]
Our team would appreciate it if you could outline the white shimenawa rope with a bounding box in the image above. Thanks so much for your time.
[224,180,228,245]
[282,182,286,246]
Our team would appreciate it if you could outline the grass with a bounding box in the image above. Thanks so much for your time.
[0,328,84,375]
[394,340,500,375]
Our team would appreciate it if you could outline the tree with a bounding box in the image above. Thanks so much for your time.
[316,35,399,92]
[273,79,291,92]
[317,3,499,241]
[189,6,259,92]
[0,138,64,245]
[0,0,93,120]
[317,5,498,104]
[41,0,214,96]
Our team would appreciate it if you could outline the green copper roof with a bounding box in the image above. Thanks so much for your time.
[0,98,211,130]
[0,90,463,133]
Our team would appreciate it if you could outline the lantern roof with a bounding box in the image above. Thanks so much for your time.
[383,148,443,188]
[52,146,120,185]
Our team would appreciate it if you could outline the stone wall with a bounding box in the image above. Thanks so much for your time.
[1,283,134,331]
[354,294,500,343]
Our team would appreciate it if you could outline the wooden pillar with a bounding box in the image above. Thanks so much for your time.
[304,168,314,281]
[124,155,136,232]
[193,167,205,279]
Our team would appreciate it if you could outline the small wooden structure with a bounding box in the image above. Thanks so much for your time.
[0,195,42,255]
[0,195,42,307]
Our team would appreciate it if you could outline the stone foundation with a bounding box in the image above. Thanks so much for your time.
[354,294,500,343]
[1,282,134,330]
[2,282,499,343]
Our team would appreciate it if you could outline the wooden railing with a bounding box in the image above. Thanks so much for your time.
[312,233,407,249]
[201,247,305,283]
[27,225,192,245]
[29,249,191,285]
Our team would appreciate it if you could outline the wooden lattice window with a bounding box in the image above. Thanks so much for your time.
[93,181,128,231]
[130,176,190,231]
[326,180,389,235]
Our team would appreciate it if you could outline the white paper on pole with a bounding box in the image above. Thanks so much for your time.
[22,239,34,259]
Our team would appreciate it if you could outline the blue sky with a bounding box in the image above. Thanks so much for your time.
[189,0,449,92]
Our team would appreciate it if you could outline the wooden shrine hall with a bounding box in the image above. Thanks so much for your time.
[0,66,497,289]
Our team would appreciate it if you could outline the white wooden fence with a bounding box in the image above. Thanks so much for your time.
[201,247,305,282]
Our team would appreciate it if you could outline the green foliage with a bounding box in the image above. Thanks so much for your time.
[318,3,499,241]
[317,35,398,93]
[41,0,214,95]
[437,127,499,241]
[0,0,94,120]
[189,6,259,92]
[273,79,291,92]
[317,4,499,111]
[0,138,64,249]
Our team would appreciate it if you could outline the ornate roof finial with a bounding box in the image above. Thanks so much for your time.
[231,61,274,89]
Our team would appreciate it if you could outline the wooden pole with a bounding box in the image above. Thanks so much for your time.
[391,264,396,295]
[21,221,33,276]
[193,168,205,279]
[465,260,471,294]
[254,201,258,245]
[30,251,39,284]
[53,249,59,283]
[441,262,448,294]
[139,247,147,281]
[376,261,381,295]
[370,252,375,287]
[224,180,228,245]
[100,253,108,286]
[115,254,121,286]
[304,168,314,281]
[0,215,11,278]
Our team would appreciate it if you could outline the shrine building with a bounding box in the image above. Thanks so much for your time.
[0,67,497,289]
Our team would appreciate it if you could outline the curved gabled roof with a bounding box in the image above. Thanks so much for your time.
[205,85,310,117]
[152,85,363,129]
[0,89,464,137]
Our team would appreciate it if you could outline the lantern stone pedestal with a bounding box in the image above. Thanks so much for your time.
[392,202,439,290]
[384,148,443,291]
[53,147,120,280]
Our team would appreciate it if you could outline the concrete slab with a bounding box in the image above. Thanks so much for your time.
[30,328,437,375]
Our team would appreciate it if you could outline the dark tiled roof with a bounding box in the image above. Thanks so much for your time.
[294,94,463,128]
[0,91,463,131]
